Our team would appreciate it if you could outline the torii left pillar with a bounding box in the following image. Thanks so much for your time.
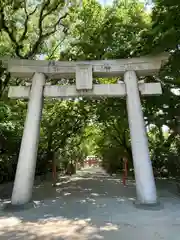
[11,73,45,206]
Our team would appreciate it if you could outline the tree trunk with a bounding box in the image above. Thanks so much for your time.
[52,153,57,187]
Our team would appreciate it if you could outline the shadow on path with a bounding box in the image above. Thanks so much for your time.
[0,167,180,239]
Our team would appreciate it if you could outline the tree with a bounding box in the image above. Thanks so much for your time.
[1,0,180,184]
[0,0,83,181]
[0,0,72,96]
[61,0,150,60]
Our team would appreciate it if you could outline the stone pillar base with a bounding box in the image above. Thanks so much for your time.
[133,200,163,210]
[3,201,37,212]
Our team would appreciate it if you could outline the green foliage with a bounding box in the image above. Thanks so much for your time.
[150,0,180,52]
[0,0,71,96]
[61,0,150,60]
[0,99,26,182]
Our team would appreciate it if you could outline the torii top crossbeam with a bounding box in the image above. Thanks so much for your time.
[2,54,168,79]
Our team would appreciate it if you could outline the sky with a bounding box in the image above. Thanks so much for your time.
[98,0,153,12]
[98,0,113,5]
[98,0,153,5]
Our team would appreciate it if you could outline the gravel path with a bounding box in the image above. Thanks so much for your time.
[0,167,180,239]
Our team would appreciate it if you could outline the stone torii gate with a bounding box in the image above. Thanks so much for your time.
[4,55,167,208]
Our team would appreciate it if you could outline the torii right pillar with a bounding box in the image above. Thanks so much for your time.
[124,70,157,205]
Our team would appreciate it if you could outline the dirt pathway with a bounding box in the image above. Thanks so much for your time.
[0,167,179,239]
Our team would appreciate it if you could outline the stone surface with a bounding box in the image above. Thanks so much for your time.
[4,54,168,79]
[3,201,36,212]
[125,71,157,204]
[0,167,180,239]
[8,82,162,99]
[76,64,93,90]
[138,82,162,95]
[11,73,45,205]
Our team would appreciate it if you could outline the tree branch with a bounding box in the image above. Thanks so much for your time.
[19,1,38,42]
[0,8,23,58]
[38,0,51,36]
[53,119,84,152]
[0,72,11,97]
[42,1,61,21]
[103,121,123,145]
[25,11,68,59]
[48,36,66,59]
[112,121,124,142]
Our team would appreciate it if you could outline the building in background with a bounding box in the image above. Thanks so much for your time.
[84,156,101,167]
